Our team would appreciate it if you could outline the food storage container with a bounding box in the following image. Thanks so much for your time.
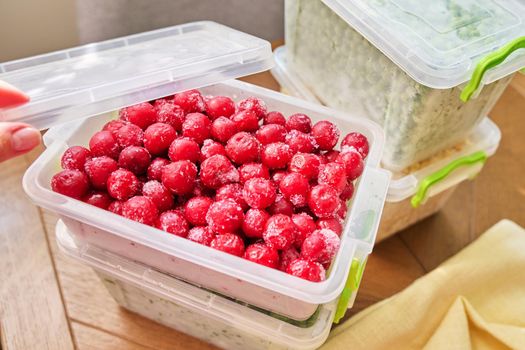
[1,22,390,321]
[271,46,501,242]
[55,220,337,350]
[285,0,524,171]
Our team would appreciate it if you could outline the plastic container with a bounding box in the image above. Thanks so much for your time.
[271,47,501,241]
[5,22,391,321]
[55,220,336,350]
[285,0,524,171]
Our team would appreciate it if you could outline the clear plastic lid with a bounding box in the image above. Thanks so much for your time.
[0,21,273,129]
[321,0,525,88]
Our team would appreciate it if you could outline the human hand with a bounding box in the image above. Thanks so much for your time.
[0,81,41,162]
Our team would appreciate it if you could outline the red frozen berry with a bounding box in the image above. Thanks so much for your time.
[152,97,173,110]
[187,226,215,246]
[119,102,157,130]
[230,110,259,132]
[107,169,140,200]
[318,162,347,194]
[115,124,144,148]
[286,258,325,282]
[200,139,226,161]
[243,178,276,209]
[210,116,237,143]
[239,163,270,184]
[199,154,239,189]
[142,180,174,212]
[61,146,92,171]
[225,132,260,165]
[342,132,369,158]
[301,229,340,265]
[206,199,244,234]
[108,200,124,215]
[118,146,151,175]
[280,247,301,271]
[51,170,90,199]
[289,153,321,180]
[336,150,364,181]
[84,156,118,189]
[103,119,127,136]
[244,243,280,269]
[210,233,245,257]
[291,212,316,248]
[324,150,340,163]
[255,124,287,145]
[143,123,177,155]
[268,194,294,216]
[339,181,355,201]
[286,130,315,154]
[83,191,112,209]
[205,96,236,120]
[279,172,310,207]
[308,185,340,218]
[184,196,213,226]
[122,196,158,226]
[147,157,170,181]
[168,137,201,163]
[336,203,348,220]
[156,210,189,237]
[261,142,292,169]
[271,170,287,185]
[89,130,120,159]
[173,89,205,113]
[161,160,197,195]
[317,218,343,235]
[216,183,248,211]
[238,96,267,120]
[311,121,340,151]
[182,112,211,144]
[264,111,286,126]
[156,103,185,131]
[286,113,312,133]
[263,214,296,250]
[242,209,270,238]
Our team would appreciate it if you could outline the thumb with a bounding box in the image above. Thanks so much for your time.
[0,122,41,162]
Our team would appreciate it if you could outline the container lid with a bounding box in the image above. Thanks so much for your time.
[320,0,525,88]
[0,21,273,129]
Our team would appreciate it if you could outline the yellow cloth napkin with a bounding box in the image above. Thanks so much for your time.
[322,220,525,350]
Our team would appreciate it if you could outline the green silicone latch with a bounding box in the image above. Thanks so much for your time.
[333,257,367,324]
[411,151,487,208]
[461,36,525,102]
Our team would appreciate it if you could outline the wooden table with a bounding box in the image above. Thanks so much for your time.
[1,70,525,350]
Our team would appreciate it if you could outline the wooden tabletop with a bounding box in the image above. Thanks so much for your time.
[1,70,525,350]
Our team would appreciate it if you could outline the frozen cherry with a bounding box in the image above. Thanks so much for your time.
[286,113,312,133]
[239,163,270,184]
[144,123,177,155]
[291,213,316,248]
[118,146,151,175]
[216,183,248,211]
[206,199,244,234]
[342,132,369,158]
[153,97,173,110]
[184,196,213,226]
[279,172,310,207]
[103,119,127,136]
[261,142,292,169]
[339,181,355,201]
[115,124,144,148]
[244,243,280,269]
[324,150,340,163]
[84,156,118,189]
[242,208,270,238]
[238,96,267,120]
[205,96,236,120]
[83,191,112,210]
[225,132,260,165]
[182,112,211,144]
[200,155,239,189]
[173,89,205,113]
[268,194,294,216]
[308,185,340,218]
[255,124,286,145]
[271,170,287,185]
[231,110,259,132]
[147,157,170,181]
[142,180,174,212]
[263,214,296,250]
[301,229,340,265]
[89,130,120,159]
[264,111,286,126]
[108,200,124,215]
[318,162,347,194]
[61,146,92,171]
[119,102,157,130]
[280,247,301,272]
[107,169,140,200]
[168,137,201,163]
[51,170,89,199]
[156,103,185,131]
[286,258,325,282]
[210,116,237,143]
[336,150,364,181]
[336,203,348,220]
[122,196,158,226]
[317,218,343,235]
[161,160,197,195]
[286,130,315,154]
[311,120,340,151]
[187,226,215,246]
[200,139,226,161]
[210,233,245,257]
[156,210,189,237]
[289,153,321,180]
[243,178,276,209]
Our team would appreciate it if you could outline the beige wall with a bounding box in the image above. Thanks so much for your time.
[0,0,78,61]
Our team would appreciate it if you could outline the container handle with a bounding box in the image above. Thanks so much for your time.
[333,257,367,324]
[461,36,525,102]
[411,151,487,208]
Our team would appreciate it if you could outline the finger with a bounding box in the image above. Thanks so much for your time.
[0,122,41,162]
[0,81,30,108]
